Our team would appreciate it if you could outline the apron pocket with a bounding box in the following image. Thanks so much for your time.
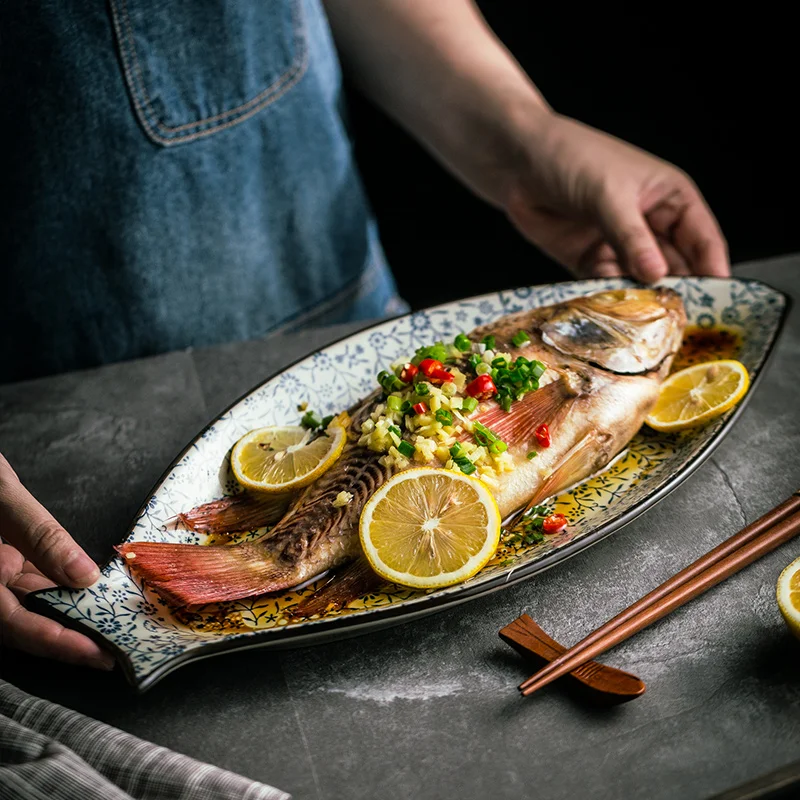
[108,0,308,146]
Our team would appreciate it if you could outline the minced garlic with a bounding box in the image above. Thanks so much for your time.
[332,491,353,508]
[359,380,510,480]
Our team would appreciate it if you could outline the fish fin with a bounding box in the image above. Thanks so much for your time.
[290,559,382,619]
[508,429,614,526]
[475,378,571,446]
[177,492,293,534]
[116,541,293,607]
[533,429,615,503]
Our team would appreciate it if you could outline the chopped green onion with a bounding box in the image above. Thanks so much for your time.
[414,381,431,396]
[473,422,507,455]
[524,517,545,533]
[388,425,402,437]
[473,421,498,443]
[475,362,492,376]
[435,409,453,426]
[450,443,466,459]
[321,415,334,429]
[412,342,449,366]
[481,355,549,412]
[527,450,538,460]
[400,400,413,415]
[512,330,531,347]
[455,458,477,475]
[461,396,478,414]
[378,370,404,393]
[445,344,462,361]
[481,335,496,350]
[522,529,545,545]
[301,410,322,429]
[468,354,482,371]
[386,395,403,412]
[526,505,549,518]
[397,440,415,458]
[454,333,472,352]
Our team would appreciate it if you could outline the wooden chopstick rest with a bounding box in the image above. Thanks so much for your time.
[499,614,646,703]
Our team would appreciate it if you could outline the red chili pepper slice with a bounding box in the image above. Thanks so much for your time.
[418,358,453,384]
[542,513,568,534]
[399,363,418,383]
[418,358,443,376]
[413,402,428,415]
[534,423,551,448]
[465,374,497,401]
[429,367,453,383]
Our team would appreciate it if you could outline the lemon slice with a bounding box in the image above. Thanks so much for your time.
[359,467,501,589]
[646,359,750,432]
[231,414,347,493]
[777,556,800,641]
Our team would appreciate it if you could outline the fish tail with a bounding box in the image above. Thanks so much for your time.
[116,541,294,607]
[290,558,382,619]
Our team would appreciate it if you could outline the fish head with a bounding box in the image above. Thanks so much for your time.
[538,287,686,374]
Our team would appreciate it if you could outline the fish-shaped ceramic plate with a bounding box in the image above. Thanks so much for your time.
[27,277,788,692]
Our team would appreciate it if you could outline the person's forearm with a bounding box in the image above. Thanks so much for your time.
[323,0,551,207]
[324,0,729,281]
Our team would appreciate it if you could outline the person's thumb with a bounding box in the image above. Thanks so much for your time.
[0,454,99,588]
[597,194,669,283]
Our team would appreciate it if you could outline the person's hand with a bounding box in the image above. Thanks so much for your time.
[323,1,728,283]
[503,113,730,281]
[0,453,115,670]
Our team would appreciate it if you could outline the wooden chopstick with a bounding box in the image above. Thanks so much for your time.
[519,490,800,696]
[520,489,800,694]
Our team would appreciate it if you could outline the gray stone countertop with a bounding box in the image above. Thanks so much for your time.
[1,257,799,800]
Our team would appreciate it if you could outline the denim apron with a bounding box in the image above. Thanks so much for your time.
[0,1,407,382]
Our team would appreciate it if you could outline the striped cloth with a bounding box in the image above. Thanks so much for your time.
[0,680,290,800]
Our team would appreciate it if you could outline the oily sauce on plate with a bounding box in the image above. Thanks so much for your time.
[671,325,742,372]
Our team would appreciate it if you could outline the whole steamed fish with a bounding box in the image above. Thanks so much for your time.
[119,288,686,608]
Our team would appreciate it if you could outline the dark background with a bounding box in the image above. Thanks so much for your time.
[347,4,799,310]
